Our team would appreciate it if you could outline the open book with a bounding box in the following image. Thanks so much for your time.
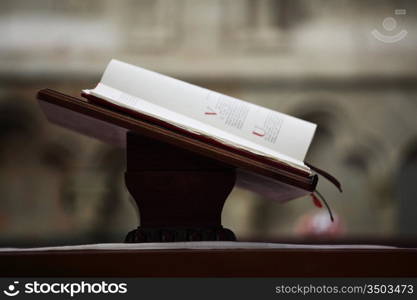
[82,60,317,174]
[37,60,342,203]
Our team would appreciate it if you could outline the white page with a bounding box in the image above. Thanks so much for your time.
[85,59,317,171]
[85,84,309,172]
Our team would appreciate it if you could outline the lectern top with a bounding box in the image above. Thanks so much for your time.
[37,89,317,202]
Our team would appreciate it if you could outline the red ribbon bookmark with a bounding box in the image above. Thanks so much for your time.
[311,193,323,208]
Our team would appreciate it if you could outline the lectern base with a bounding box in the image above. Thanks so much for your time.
[124,132,237,242]
[125,226,236,243]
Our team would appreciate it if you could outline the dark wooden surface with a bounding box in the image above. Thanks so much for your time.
[1,248,417,277]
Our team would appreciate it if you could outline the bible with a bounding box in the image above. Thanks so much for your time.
[79,60,339,203]
[82,60,316,174]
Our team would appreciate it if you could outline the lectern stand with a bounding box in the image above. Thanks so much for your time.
[37,89,318,243]
[124,132,236,242]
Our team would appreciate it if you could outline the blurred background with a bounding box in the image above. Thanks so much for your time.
[0,0,416,247]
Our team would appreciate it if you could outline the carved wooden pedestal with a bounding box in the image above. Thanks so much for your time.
[124,132,236,242]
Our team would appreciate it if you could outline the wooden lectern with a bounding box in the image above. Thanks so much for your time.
[37,89,317,243]
[0,89,415,278]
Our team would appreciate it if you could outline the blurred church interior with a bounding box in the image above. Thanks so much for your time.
[0,0,416,246]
